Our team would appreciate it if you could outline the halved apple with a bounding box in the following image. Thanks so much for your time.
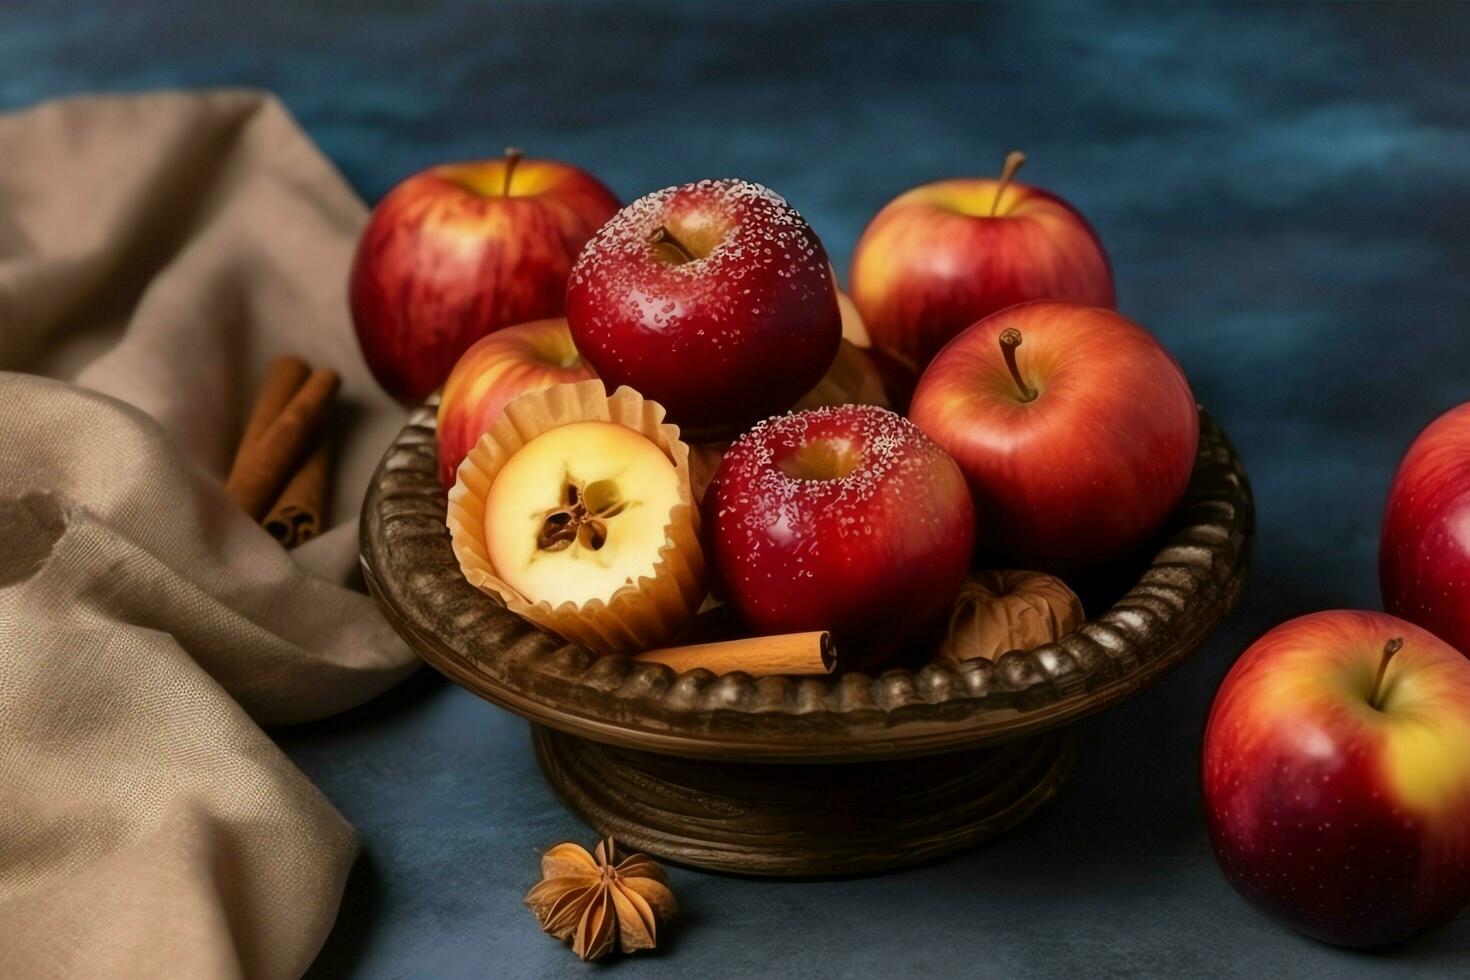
[483,421,683,608]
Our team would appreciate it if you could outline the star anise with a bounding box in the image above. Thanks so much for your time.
[524,837,677,961]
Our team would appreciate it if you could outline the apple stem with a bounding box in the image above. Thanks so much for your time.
[1369,637,1403,710]
[990,150,1027,217]
[648,226,697,263]
[502,146,524,196]
[998,328,1037,402]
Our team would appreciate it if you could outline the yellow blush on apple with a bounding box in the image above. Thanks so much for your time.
[1204,610,1470,947]
[851,151,1114,372]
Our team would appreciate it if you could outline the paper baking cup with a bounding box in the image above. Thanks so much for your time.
[446,379,706,657]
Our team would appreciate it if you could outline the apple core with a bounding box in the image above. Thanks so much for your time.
[483,421,682,607]
[536,478,629,554]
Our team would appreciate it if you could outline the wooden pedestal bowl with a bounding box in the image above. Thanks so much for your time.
[361,400,1253,877]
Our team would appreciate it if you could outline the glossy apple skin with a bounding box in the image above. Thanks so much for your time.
[435,318,597,489]
[351,157,619,401]
[704,404,974,667]
[1381,402,1470,657]
[566,179,841,440]
[908,302,1197,569]
[1204,610,1470,947]
[851,176,1114,371]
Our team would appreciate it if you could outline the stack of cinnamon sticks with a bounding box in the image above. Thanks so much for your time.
[226,355,338,548]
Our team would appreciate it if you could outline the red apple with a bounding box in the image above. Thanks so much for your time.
[850,151,1115,372]
[351,148,619,401]
[566,179,841,439]
[436,318,597,489]
[703,404,974,667]
[908,301,1197,569]
[1204,610,1470,947]
[1381,402,1470,656]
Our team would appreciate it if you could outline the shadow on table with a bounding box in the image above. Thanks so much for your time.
[305,852,384,979]
[277,668,449,978]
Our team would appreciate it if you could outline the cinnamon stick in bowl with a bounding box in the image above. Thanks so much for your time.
[633,631,835,676]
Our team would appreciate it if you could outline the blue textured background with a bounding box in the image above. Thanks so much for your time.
[6,2,1470,976]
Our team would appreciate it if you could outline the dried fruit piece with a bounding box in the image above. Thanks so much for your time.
[938,569,1084,667]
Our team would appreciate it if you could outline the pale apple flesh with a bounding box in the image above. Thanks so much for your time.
[436,318,597,488]
[851,173,1114,371]
[1204,610,1470,947]
[483,421,682,609]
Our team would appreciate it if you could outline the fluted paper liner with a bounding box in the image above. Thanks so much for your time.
[446,379,706,657]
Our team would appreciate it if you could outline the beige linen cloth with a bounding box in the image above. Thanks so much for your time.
[0,90,419,977]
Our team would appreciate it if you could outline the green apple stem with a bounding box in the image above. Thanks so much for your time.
[648,226,697,263]
[1369,637,1404,710]
[990,150,1027,217]
[998,328,1037,402]
[502,146,524,196]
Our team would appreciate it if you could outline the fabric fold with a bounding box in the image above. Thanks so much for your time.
[0,90,416,978]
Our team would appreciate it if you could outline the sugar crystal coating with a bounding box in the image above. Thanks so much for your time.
[705,403,976,663]
[711,404,968,563]
[566,179,841,435]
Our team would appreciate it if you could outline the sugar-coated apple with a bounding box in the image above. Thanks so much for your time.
[703,404,974,667]
[566,178,841,439]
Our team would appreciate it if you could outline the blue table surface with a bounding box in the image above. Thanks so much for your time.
[7,2,1470,976]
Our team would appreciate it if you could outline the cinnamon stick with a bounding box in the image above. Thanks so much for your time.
[263,436,330,547]
[238,355,310,452]
[633,631,835,676]
[226,367,339,520]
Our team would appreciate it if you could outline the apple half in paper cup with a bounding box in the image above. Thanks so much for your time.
[446,379,706,656]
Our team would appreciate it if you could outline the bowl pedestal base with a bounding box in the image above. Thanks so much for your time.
[532,725,1077,877]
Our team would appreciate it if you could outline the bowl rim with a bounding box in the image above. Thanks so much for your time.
[361,399,1253,763]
